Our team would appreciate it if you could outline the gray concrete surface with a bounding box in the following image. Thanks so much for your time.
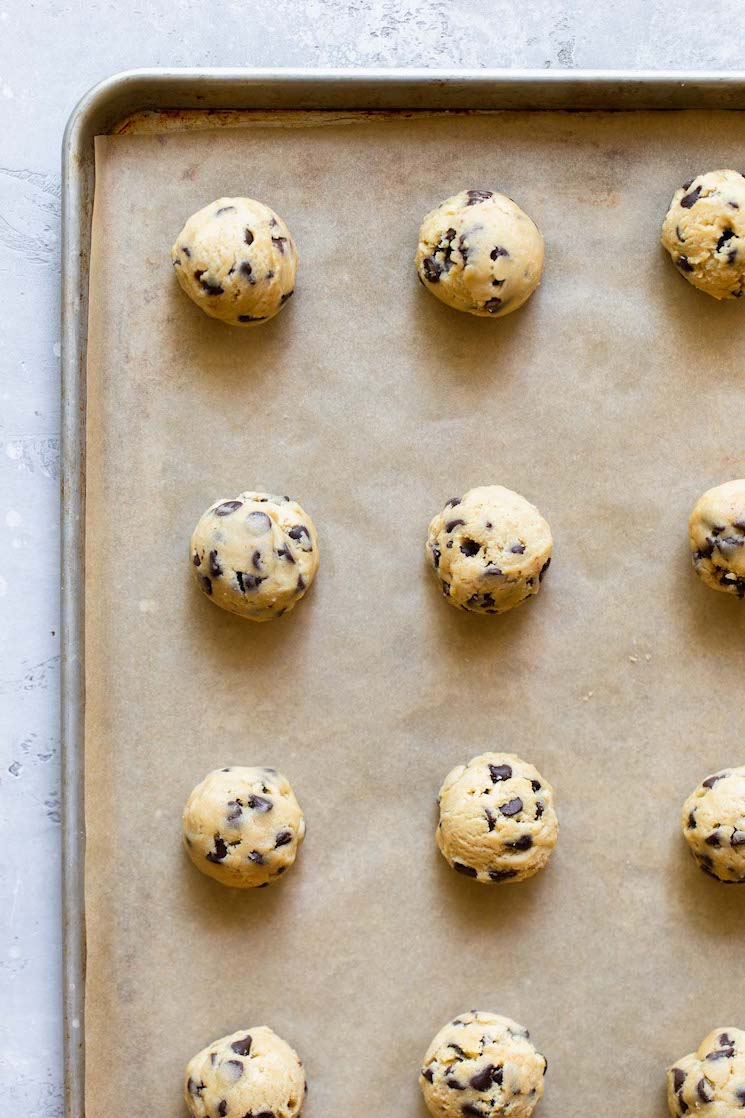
[1,2,744,1111]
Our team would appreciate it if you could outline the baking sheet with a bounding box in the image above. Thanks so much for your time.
[85,109,745,1118]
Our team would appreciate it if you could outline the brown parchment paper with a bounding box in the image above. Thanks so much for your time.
[85,109,745,1118]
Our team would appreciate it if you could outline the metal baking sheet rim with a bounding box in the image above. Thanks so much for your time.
[60,66,745,1117]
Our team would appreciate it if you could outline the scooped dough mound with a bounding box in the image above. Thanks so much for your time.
[183,766,306,888]
[437,752,558,883]
[191,492,319,621]
[661,170,745,300]
[426,485,553,613]
[185,1026,306,1118]
[420,1011,547,1118]
[668,1028,745,1116]
[689,480,745,598]
[171,197,298,325]
[681,766,745,883]
[415,189,544,317]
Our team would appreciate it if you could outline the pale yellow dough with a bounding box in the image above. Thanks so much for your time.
[661,170,745,300]
[191,492,319,621]
[185,1026,306,1118]
[426,485,553,613]
[171,197,298,325]
[416,189,544,317]
[183,767,306,888]
[437,753,558,884]
[420,1011,547,1118]
[689,480,745,598]
[668,1028,745,1116]
[681,767,745,883]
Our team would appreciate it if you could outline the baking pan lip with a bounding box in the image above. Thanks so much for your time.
[60,65,745,1118]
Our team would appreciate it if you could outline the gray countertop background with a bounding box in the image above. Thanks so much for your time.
[1,3,744,1111]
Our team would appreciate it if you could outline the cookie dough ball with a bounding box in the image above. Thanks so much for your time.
[183,766,306,888]
[416,189,544,318]
[661,171,745,300]
[426,486,553,614]
[437,753,558,883]
[171,197,298,325]
[420,1011,547,1118]
[185,1026,306,1118]
[689,480,745,598]
[191,492,319,621]
[681,767,745,883]
[668,1028,745,1116]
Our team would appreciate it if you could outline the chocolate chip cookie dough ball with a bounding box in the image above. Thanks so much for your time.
[681,767,745,883]
[420,1011,547,1118]
[426,486,553,614]
[689,480,745,599]
[436,753,558,883]
[191,492,319,621]
[668,1028,745,1116]
[416,189,544,318]
[661,171,745,300]
[171,197,298,325]
[185,1026,306,1118]
[183,767,306,888]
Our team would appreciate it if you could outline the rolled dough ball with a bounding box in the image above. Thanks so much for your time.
[191,492,319,621]
[689,480,745,599]
[661,170,745,300]
[185,1026,306,1118]
[183,766,306,888]
[420,1011,547,1118]
[171,197,298,325]
[437,752,558,883]
[415,189,544,317]
[681,767,745,883]
[668,1028,745,1116]
[426,486,553,614]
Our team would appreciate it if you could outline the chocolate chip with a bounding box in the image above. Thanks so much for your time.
[680,186,702,209]
[431,544,441,569]
[507,834,533,851]
[226,800,243,824]
[676,224,684,242]
[446,1078,465,1090]
[248,850,265,864]
[244,228,254,245]
[539,557,551,581]
[208,550,222,578]
[490,245,510,260]
[275,830,293,848]
[287,524,312,550]
[717,228,735,253]
[446,519,466,532]
[276,545,295,563]
[187,1077,204,1096]
[458,235,469,264]
[462,1104,483,1116]
[510,542,526,554]
[422,1067,434,1083]
[192,551,201,566]
[199,575,213,595]
[697,1078,714,1103]
[535,802,544,818]
[484,565,503,576]
[216,205,237,216]
[182,245,191,258]
[247,794,273,812]
[672,1068,686,1093]
[732,831,745,846]
[224,1059,244,1078]
[489,763,512,783]
[422,255,442,283]
[446,497,462,507]
[206,835,228,863]
[708,1035,735,1059]
[441,580,451,596]
[229,1036,252,1058]
[238,314,267,322]
[676,255,694,273]
[703,773,726,789]
[194,270,224,296]
[453,861,478,877]
[236,572,265,593]
[218,1102,227,1117]
[215,500,242,516]
[470,1064,497,1092]
[245,510,272,535]
[500,798,523,817]
[466,190,493,205]
[239,261,254,282]
[483,298,502,314]
[705,831,721,847]
[687,811,696,829]
[296,574,306,591]
[280,289,294,305]
[735,1086,745,1104]
[485,807,496,832]
[460,538,481,557]
[272,235,288,252]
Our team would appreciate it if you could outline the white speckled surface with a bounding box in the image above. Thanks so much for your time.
[1,3,745,1112]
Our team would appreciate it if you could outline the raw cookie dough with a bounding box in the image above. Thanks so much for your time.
[668,1028,745,1116]
[191,492,319,621]
[661,171,745,300]
[185,1026,306,1118]
[420,1011,547,1118]
[426,486,553,614]
[437,753,558,883]
[171,197,298,325]
[681,767,745,883]
[415,189,544,317]
[183,767,306,888]
[689,480,745,598]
